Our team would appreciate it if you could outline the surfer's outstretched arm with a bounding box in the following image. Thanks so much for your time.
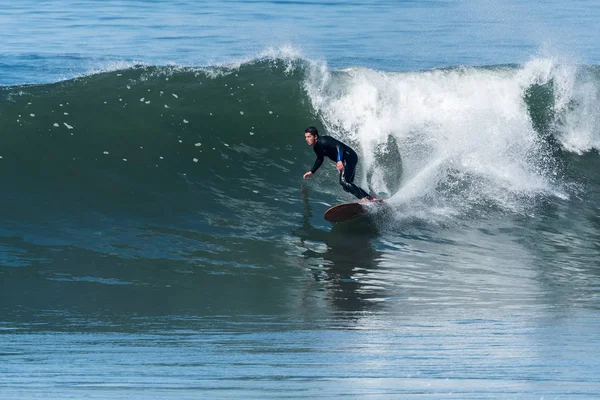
[310,155,324,174]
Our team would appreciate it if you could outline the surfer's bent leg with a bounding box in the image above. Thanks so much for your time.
[339,153,373,200]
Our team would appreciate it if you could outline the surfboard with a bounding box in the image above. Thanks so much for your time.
[324,199,386,223]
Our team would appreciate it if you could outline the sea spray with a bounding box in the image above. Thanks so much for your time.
[304,58,588,221]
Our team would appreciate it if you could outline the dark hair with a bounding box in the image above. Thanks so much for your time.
[305,126,319,137]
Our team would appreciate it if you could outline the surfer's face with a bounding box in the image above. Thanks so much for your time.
[305,132,317,146]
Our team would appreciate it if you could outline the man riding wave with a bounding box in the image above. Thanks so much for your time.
[303,127,375,202]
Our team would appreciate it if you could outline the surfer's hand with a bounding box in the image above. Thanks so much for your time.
[303,171,313,179]
[336,161,344,172]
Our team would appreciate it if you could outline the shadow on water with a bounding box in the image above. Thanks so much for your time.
[293,185,384,313]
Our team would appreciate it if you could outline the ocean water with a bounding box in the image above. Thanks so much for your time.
[1,1,600,399]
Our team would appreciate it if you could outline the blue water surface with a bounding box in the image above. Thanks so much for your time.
[1,0,599,85]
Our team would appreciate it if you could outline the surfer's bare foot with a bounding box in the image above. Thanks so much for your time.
[360,197,371,202]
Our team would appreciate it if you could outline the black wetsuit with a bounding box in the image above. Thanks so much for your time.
[310,135,373,200]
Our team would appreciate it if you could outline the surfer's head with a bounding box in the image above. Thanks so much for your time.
[304,126,318,146]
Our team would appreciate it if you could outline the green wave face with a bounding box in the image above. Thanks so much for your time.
[1,59,598,232]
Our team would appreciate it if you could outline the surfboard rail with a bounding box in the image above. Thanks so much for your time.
[324,199,386,223]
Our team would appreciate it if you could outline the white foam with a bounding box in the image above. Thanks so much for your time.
[553,70,600,154]
[304,57,569,219]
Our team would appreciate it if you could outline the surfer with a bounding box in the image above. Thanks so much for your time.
[303,127,375,201]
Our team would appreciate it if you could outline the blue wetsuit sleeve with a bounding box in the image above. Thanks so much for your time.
[337,145,343,162]
[311,155,324,174]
